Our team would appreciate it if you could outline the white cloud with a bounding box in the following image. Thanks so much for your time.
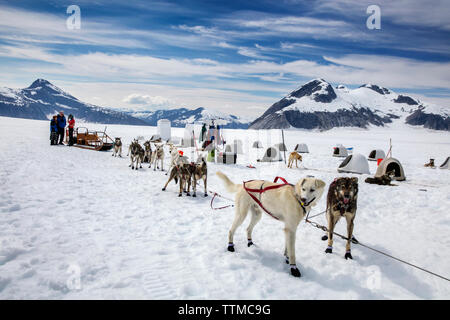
[1,43,450,117]
[122,94,174,109]
[313,0,450,31]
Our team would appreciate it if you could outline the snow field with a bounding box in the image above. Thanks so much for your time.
[0,116,449,299]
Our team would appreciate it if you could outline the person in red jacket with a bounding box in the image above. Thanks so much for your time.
[68,114,75,146]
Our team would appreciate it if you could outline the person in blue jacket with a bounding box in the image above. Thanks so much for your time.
[50,115,58,145]
[56,111,66,145]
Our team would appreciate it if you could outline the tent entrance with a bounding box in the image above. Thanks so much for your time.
[339,155,352,168]
[386,162,401,177]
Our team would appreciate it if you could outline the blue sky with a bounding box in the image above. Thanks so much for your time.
[0,0,449,117]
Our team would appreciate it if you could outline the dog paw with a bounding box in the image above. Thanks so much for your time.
[162,188,166,191]
[325,247,333,254]
[178,193,182,197]
[290,266,301,278]
[204,193,208,197]
[345,251,353,260]
[192,194,196,197]
[284,256,289,264]
[186,193,191,196]
[247,240,253,247]
[321,235,328,241]
[227,243,235,252]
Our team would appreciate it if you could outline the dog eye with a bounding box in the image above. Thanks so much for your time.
[310,189,315,192]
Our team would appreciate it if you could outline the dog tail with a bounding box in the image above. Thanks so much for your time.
[216,171,240,193]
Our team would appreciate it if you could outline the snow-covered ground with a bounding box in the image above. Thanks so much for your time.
[0,116,449,299]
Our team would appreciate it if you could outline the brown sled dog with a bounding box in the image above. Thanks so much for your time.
[323,177,358,260]
[287,152,302,168]
[162,164,191,196]
[185,157,208,197]
[365,170,396,186]
[424,159,436,168]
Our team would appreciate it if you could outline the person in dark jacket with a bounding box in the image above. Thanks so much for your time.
[200,123,207,142]
[57,111,66,145]
[50,115,58,145]
[67,114,75,146]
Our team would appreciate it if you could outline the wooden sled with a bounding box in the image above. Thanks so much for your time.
[67,127,114,151]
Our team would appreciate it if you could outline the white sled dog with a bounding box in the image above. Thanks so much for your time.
[151,143,165,171]
[216,171,325,278]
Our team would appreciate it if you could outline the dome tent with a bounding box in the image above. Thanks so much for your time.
[439,157,450,169]
[375,157,406,181]
[257,146,283,162]
[274,142,287,151]
[252,141,263,149]
[368,149,386,161]
[337,153,370,174]
[333,146,348,157]
[294,143,309,153]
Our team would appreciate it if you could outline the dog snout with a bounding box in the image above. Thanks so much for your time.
[301,197,307,203]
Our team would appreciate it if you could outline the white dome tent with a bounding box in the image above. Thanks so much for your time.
[368,149,386,161]
[439,157,450,169]
[252,141,263,149]
[375,157,406,181]
[337,153,370,174]
[257,146,283,162]
[294,143,309,153]
[274,142,287,152]
[333,145,348,157]
[157,119,171,141]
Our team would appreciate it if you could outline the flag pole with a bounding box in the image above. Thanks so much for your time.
[281,129,287,164]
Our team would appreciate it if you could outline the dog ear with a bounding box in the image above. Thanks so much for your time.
[351,177,358,183]
[315,179,326,189]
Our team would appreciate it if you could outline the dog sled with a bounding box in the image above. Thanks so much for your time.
[69,127,114,151]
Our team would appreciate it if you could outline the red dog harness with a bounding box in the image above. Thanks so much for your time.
[243,176,306,220]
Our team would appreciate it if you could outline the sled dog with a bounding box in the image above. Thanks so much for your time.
[143,140,153,163]
[186,157,208,197]
[151,143,164,171]
[322,177,358,259]
[162,163,191,196]
[112,137,122,157]
[129,140,144,170]
[216,171,325,277]
[364,170,396,186]
[287,152,302,168]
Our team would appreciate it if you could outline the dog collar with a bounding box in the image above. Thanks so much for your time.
[297,197,315,214]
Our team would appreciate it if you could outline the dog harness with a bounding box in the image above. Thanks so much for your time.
[243,176,307,220]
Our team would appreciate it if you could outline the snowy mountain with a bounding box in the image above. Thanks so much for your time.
[0,79,149,125]
[0,79,252,129]
[126,107,252,129]
[249,79,449,131]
